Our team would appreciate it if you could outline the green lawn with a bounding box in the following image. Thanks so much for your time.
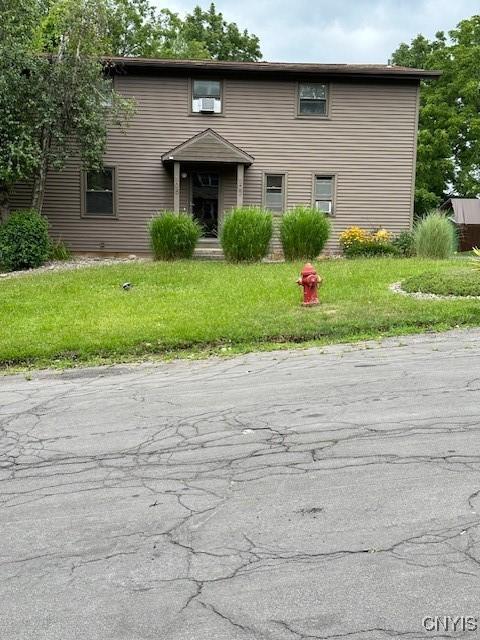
[1,257,480,369]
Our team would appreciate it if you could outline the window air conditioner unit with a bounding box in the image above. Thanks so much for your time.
[200,97,216,113]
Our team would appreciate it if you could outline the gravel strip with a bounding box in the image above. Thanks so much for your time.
[0,256,149,280]
[389,281,480,300]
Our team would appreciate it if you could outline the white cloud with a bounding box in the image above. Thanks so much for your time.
[151,0,480,62]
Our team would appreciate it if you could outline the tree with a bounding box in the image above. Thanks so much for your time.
[180,3,261,61]
[0,0,45,220]
[392,16,480,214]
[102,1,261,61]
[0,0,133,219]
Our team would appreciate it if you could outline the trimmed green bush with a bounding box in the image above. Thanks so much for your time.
[403,269,480,297]
[344,240,399,258]
[280,206,330,260]
[220,206,273,262]
[0,209,50,271]
[414,211,457,259]
[149,212,202,260]
[392,230,415,257]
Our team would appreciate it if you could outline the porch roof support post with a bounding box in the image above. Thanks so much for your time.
[236,163,244,208]
[173,161,180,213]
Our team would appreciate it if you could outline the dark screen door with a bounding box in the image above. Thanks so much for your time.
[191,172,219,238]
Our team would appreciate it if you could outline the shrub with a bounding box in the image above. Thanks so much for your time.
[340,226,398,258]
[403,269,480,297]
[392,230,415,257]
[413,211,457,259]
[280,206,330,260]
[0,209,50,271]
[220,206,272,262]
[149,212,202,260]
[344,240,399,258]
[48,239,72,262]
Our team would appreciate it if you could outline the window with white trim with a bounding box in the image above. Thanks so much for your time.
[314,176,334,214]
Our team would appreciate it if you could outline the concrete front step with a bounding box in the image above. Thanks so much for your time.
[193,247,225,260]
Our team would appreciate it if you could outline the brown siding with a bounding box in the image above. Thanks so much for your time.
[11,75,419,254]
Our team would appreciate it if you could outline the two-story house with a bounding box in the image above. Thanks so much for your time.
[12,58,440,256]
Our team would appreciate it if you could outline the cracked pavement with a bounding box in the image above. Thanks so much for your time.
[2,328,480,639]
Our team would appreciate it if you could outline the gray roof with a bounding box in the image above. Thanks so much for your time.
[104,57,441,81]
[442,198,480,225]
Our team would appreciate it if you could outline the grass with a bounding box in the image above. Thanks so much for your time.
[1,257,480,370]
[403,268,480,297]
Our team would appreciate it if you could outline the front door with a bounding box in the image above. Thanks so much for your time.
[191,172,219,238]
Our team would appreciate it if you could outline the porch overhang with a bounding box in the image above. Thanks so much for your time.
[161,129,254,166]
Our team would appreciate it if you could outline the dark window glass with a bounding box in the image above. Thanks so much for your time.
[299,83,327,115]
[193,80,221,98]
[85,168,114,216]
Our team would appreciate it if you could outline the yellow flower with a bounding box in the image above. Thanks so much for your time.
[339,226,370,248]
[372,228,392,243]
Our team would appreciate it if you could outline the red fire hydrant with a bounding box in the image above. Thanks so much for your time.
[297,263,322,306]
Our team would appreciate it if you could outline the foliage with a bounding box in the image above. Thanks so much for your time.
[0,0,134,218]
[48,239,72,261]
[340,226,398,258]
[403,269,480,296]
[392,230,416,257]
[413,211,457,259]
[220,207,272,262]
[149,212,201,260]
[180,4,261,61]
[280,206,330,260]
[471,247,480,270]
[391,16,480,211]
[1,258,479,368]
[0,209,50,271]
[102,0,261,60]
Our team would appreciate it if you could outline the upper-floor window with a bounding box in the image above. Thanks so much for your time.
[83,168,116,217]
[298,83,328,116]
[314,176,334,214]
[264,174,285,213]
[192,79,222,114]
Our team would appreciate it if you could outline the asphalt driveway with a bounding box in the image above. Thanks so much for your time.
[2,329,480,639]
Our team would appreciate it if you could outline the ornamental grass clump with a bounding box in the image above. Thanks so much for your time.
[280,206,330,260]
[149,212,202,260]
[220,206,273,262]
[0,209,50,271]
[413,211,457,259]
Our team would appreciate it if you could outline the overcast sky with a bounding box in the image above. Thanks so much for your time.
[152,0,478,63]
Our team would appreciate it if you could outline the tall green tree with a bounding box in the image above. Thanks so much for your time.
[102,1,261,60]
[0,0,133,218]
[392,16,480,214]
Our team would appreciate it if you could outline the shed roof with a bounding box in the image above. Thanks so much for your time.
[162,129,254,165]
[441,198,480,225]
[104,56,441,82]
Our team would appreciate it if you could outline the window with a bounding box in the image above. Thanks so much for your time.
[299,83,328,116]
[100,78,113,108]
[265,174,285,213]
[314,176,334,214]
[192,79,222,113]
[84,168,115,216]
